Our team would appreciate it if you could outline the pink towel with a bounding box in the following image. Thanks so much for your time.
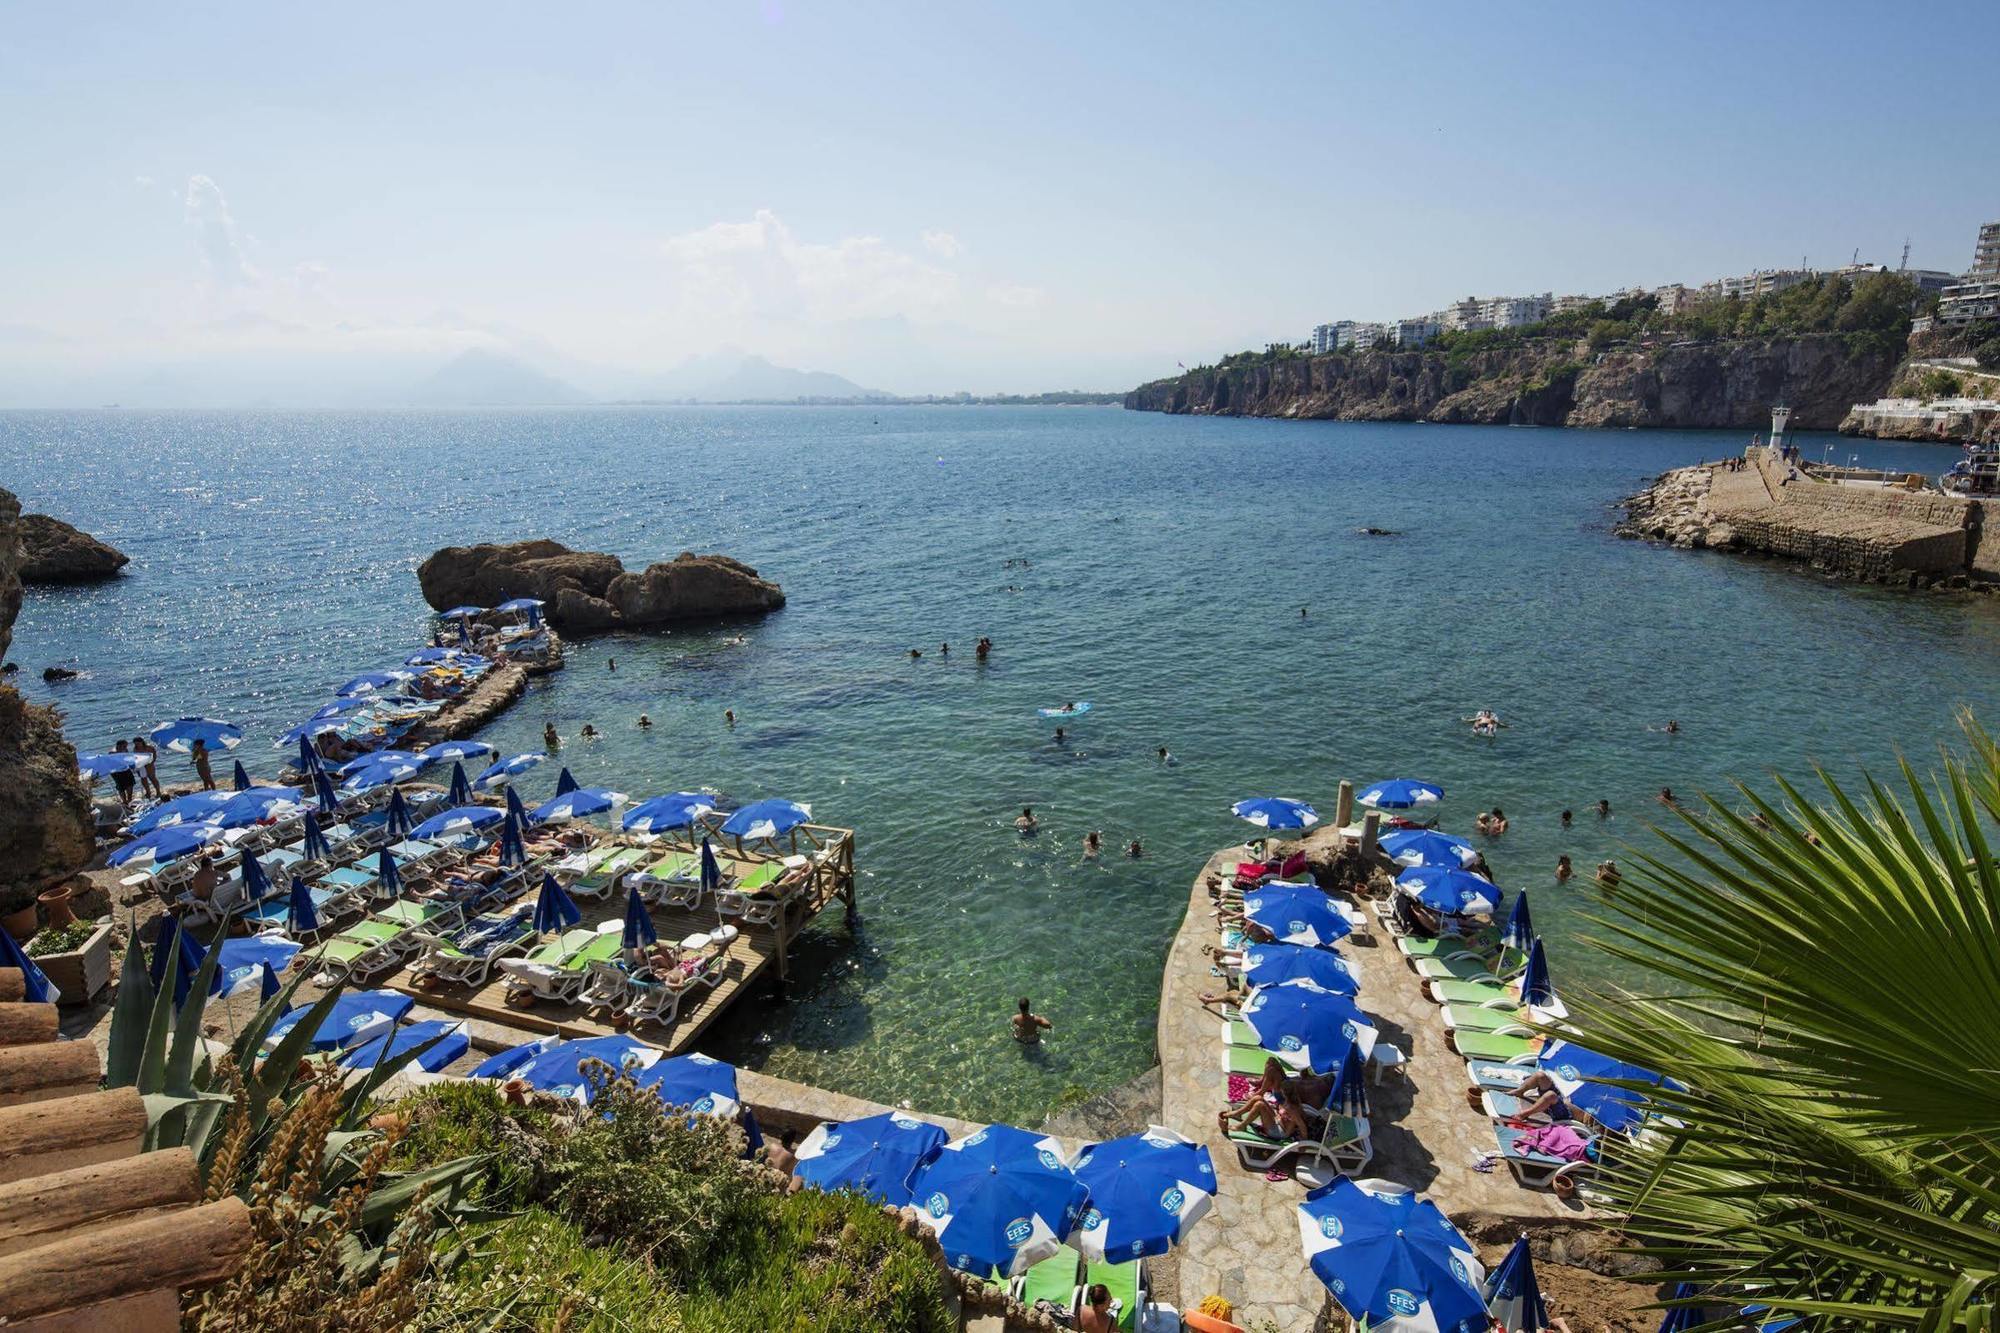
[1518,1124,1590,1162]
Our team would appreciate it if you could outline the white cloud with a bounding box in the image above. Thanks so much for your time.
[658,209,958,324]
[986,283,1044,310]
[183,174,257,288]
[920,229,961,259]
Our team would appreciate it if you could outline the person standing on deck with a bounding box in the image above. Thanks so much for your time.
[190,738,216,791]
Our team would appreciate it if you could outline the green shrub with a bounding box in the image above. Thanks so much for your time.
[417,1207,685,1331]
[24,919,96,956]
[392,1081,561,1207]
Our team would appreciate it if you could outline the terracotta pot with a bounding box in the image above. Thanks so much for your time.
[1,903,36,943]
[37,885,76,930]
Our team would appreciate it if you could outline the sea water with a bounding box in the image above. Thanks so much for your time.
[5,406,1995,1121]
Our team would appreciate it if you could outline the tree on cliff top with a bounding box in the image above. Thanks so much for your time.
[1573,711,2000,1328]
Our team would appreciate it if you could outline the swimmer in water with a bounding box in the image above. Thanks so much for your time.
[724,709,735,726]
[607,657,615,672]
[1054,727,1067,745]
[1595,798,1611,820]
[1665,719,1680,734]
[638,714,652,729]
[544,723,560,750]
[1658,787,1676,806]
[909,648,922,659]
[1555,854,1573,884]
[1560,808,1573,829]
[940,642,949,656]
[1596,860,1621,890]
[580,723,598,740]
[1126,839,1143,858]
[1015,807,1039,834]
[1157,746,1173,764]
[1083,830,1101,859]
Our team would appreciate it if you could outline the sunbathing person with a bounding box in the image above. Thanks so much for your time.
[1505,1071,1573,1122]
[1219,1058,1308,1140]
[1078,1284,1116,1333]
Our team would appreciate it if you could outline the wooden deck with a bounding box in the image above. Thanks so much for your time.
[376,825,856,1055]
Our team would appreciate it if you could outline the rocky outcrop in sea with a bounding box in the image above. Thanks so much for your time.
[1124,334,1900,431]
[1615,465,1730,549]
[18,513,128,583]
[0,489,97,923]
[417,539,785,634]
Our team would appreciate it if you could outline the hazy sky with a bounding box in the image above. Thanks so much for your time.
[3,1,1997,402]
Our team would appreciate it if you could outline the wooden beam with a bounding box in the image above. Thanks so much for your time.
[0,1148,201,1258]
[0,1042,100,1108]
[0,1086,147,1186]
[0,969,24,1004]
[6,1286,181,1333]
[0,1197,252,1322]
[0,1003,59,1049]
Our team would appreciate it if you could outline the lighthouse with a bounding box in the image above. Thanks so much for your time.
[1769,404,1793,456]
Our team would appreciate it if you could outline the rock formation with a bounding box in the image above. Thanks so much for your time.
[0,489,96,921]
[1124,334,1902,431]
[417,540,784,634]
[18,514,128,583]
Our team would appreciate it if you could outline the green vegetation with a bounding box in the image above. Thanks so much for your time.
[1575,712,2000,1327]
[1900,367,1966,400]
[23,917,96,955]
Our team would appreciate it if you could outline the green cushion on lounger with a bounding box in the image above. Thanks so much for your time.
[644,853,697,881]
[1429,976,1518,1005]
[736,861,784,894]
[1224,1044,1276,1076]
[1396,932,1498,960]
[1224,1019,1258,1048]
[1018,1251,1081,1309]
[1413,954,1511,982]
[1451,1030,1540,1062]
[1442,1003,1528,1033]
[373,899,456,927]
[1085,1259,1140,1331]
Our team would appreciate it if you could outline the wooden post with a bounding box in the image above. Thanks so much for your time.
[0,1148,202,1258]
[0,970,23,1004]
[0,1197,253,1324]
[1335,780,1354,830]
[0,1042,100,1108]
[1360,811,1381,861]
[0,1003,59,1048]
[0,1087,148,1186]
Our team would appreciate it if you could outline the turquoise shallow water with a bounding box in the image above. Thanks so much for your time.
[5,407,1997,1122]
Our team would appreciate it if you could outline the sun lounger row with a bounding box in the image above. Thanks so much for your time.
[1012,1252,1145,1331]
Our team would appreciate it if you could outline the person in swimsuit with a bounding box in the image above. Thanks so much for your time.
[1015,807,1038,834]
[191,738,216,791]
[1219,1057,1306,1139]
[1083,830,1100,859]
[1078,1284,1117,1333]
[1012,996,1051,1043]
[1555,854,1573,884]
[543,723,560,750]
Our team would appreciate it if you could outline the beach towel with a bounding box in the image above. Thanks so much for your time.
[1518,1123,1591,1162]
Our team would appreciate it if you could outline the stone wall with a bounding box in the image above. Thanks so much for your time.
[1705,449,1973,580]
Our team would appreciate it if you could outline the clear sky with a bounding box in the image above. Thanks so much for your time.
[2,0,1996,402]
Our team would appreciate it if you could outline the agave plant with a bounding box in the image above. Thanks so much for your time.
[104,916,487,1250]
[1571,714,2000,1329]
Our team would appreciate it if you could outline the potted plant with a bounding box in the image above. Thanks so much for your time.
[23,916,116,1002]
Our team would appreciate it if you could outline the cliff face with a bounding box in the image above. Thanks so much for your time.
[0,489,96,917]
[1126,335,1899,431]
[417,540,785,634]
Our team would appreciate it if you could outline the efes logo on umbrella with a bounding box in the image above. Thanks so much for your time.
[1289,919,1308,935]
[926,1192,950,1219]
[1450,1255,1469,1284]
[891,1113,923,1129]
[1159,1186,1185,1214]
[1558,1063,1581,1081]
[965,1129,989,1147]
[1080,1208,1104,1231]
[1329,1277,1347,1295]
[1037,1148,1062,1170]
[693,1095,715,1113]
[1386,1290,1420,1316]
[1319,1214,1343,1240]
[821,1133,843,1151]
[1280,1035,1303,1051]
[1004,1217,1033,1246]
[348,1014,376,1030]
[1341,1021,1358,1040]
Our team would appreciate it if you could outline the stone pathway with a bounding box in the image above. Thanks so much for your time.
[1157,837,1578,1333]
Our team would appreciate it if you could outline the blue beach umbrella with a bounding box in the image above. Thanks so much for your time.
[908,1124,1091,1277]
[413,805,505,840]
[149,915,211,1009]
[310,697,377,723]
[1395,866,1500,916]
[1357,778,1444,810]
[447,761,473,807]
[622,792,718,834]
[110,822,225,868]
[1516,938,1560,1014]
[531,785,626,825]
[1242,886,1353,949]
[632,1052,741,1118]
[341,758,413,794]
[239,851,274,906]
[265,989,414,1052]
[424,739,496,764]
[1298,1179,1486,1333]
[1242,979,1379,1071]
[336,749,426,779]
[278,717,348,748]
[378,848,403,898]
[456,618,474,648]
[1230,796,1321,831]
[533,873,583,934]
[211,935,300,995]
[335,670,417,698]
[1070,1126,1216,1262]
[215,786,306,829]
[1241,942,1361,995]
[437,605,485,620]
[494,596,544,614]
[504,784,529,825]
[470,1034,658,1104]
[302,812,332,863]
[0,927,59,1004]
[405,646,485,668]
[1656,1282,1705,1333]
[149,717,243,753]
[259,960,285,1010]
[497,808,527,868]
[296,734,326,775]
[700,838,722,897]
[1379,828,1479,869]
[384,789,413,841]
[286,874,319,936]
[795,1111,949,1207]
[339,1019,470,1074]
[1537,1039,1678,1136]
[474,753,543,789]
[130,790,233,835]
[231,759,252,791]
[554,767,580,796]
[1328,1042,1370,1117]
[721,797,813,841]
[78,751,152,778]
[621,886,658,949]
[1501,890,1534,954]
[313,768,340,817]
[1482,1236,1549,1333]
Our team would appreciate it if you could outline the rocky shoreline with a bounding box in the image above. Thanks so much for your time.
[419,540,784,634]
[18,513,127,583]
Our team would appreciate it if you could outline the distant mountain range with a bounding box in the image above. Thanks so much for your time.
[408,348,887,406]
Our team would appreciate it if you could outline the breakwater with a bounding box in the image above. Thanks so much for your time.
[1620,446,1999,586]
